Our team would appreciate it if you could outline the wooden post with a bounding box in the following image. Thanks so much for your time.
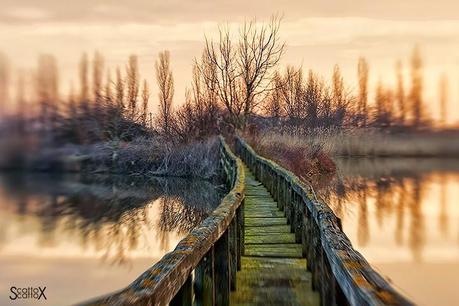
[214,230,230,306]
[321,250,337,306]
[294,192,303,243]
[312,221,322,292]
[170,274,193,306]
[237,200,244,266]
[278,175,284,211]
[301,209,309,259]
[287,182,291,223]
[194,248,214,306]
[229,219,238,291]
[283,181,290,223]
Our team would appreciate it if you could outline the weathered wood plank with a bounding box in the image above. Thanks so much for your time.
[245,233,296,244]
[244,200,277,205]
[244,244,303,258]
[231,257,319,306]
[245,217,287,227]
[245,225,291,235]
[244,204,278,210]
[245,210,284,218]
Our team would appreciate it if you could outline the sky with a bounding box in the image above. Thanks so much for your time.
[1,0,459,124]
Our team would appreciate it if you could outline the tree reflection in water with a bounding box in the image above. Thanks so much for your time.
[0,173,223,266]
[318,158,459,262]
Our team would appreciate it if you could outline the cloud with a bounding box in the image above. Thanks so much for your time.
[5,6,50,21]
[1,0,459,25]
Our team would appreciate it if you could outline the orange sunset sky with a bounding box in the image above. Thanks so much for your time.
[1,0,458,124]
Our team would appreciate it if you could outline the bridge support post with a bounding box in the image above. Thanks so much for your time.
[277,175,284,211]
[320,249,337,306]
[215,230,230,306]
[237,199,245,266]
[195,248,214,306]
[293,192,302,243]
[170,274,193,306]
[229,218,238,290]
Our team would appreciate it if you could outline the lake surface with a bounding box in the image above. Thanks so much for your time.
[324,158,459,306]
[0,173,222,305]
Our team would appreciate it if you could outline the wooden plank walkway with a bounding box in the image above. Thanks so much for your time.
[230,165,320,306]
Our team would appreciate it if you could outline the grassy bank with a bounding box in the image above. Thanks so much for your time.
[0,135,221,180]
[244,131,336,188]
[256,128,459,158]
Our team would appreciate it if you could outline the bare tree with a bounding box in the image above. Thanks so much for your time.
[202,16,284,130]
[238,17,285,128]
[15,71,27,131]
[141,79,150,127]
[439,73,448,126]
[374,79,384,126]
[155,50,174,138]
[395,60,406,125]
[105,69,113,104]
[280,66,304,124]
[304,70,323,127]
[374,80,394,127]
[126,55,139,118]
[321,85,333,126]
[409,45,423,127]
[36,54,59,131]
[68,81,77,119]
[0,52,9,116]
[93,51,104,110]
[115,67,124,109]
[203,26,240,128]
[385,88,394,125]
[79,53,89,103]
[264,70,283,121]
[195,51,220,133]
[332,65,346,126]
[174,92,196,141]
[189,63,212,137]
[357,57,369,126]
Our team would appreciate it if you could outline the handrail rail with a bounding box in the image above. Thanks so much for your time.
[78,136,245,306]
[235,136,413,306]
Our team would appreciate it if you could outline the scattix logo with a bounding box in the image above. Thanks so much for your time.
[9,286,47,301]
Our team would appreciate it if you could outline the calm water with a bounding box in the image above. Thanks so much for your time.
[0,173,221,305]
[324,158,459,306]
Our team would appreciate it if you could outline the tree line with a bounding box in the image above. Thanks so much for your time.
[0,17,454,146]
[265,45,443,130]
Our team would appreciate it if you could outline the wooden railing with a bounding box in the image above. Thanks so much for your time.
[235,136,413,306]
[78,136,245,306]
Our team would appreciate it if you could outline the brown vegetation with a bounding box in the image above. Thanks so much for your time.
[255,127,459,158]
[0,17,457,181]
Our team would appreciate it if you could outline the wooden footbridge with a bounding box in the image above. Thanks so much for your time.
[80,136,413,306]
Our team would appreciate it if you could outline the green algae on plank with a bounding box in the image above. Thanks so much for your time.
[245,233,296,244]
[245,244,303,258]
[244,204,278,209]
[230,257,319,306]
[244,197,276,203]
[245,225,291,235]
[245,210,285,218]
[244,202,278,208]
[245,217,287,227]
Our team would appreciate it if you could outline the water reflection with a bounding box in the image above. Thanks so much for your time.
[321,158,459,305]
[0,173,222,305]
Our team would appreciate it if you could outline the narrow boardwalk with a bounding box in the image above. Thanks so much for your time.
[230,165,320,306]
